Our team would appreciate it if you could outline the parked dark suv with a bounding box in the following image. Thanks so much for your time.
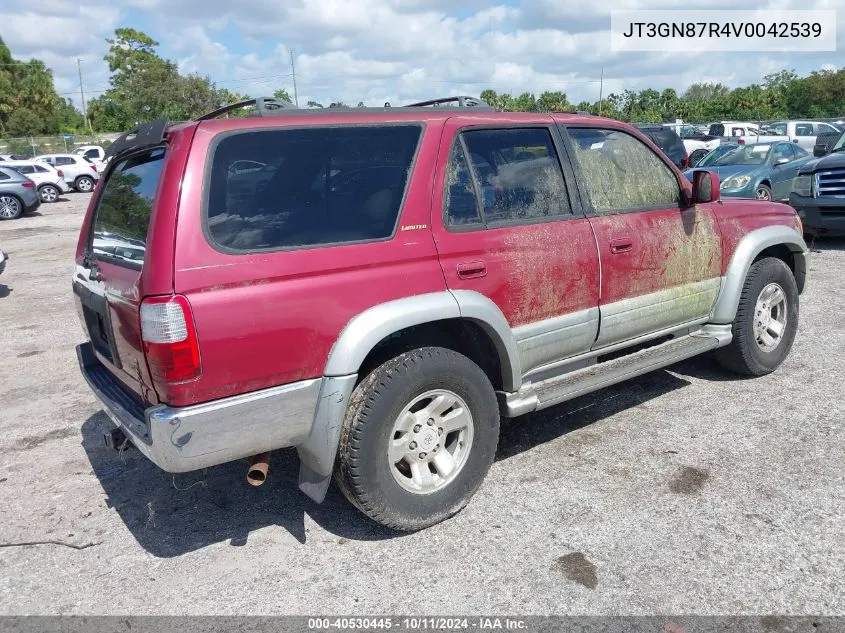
[635,125,689,170]
[74,96,808,530]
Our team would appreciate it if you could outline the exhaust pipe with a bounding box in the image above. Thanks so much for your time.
[246,452,271,487]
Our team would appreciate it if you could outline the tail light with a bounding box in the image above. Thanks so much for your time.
[57,169,64,178]
[737,138,745,145]
[21,181,35,188]
[90,165,97,172]
[140,295,201,382]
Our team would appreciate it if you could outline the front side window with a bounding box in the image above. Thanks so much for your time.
[92,148,165,267]
[566,127,680,213]
[795,124,814,136]
[772,143,795,163]
[206,125,421,251]
[459,127,571,224]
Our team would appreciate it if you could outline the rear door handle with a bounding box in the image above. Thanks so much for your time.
[457,260,487,279]
[609,238,633,254]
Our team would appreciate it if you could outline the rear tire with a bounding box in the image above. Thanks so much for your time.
[0,195,23,220]
[716,257,799,376]
[75,176,95,193]
[334,347,500,531]
[39,184,59,203]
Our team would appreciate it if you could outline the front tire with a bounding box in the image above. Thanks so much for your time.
[75,176,95,193]
[335,347,500,531]
[755,184,772,201]
[39,184,59,203]
[716,257,799,376]
[0,195,23,220]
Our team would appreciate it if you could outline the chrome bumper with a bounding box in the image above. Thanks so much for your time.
[77,343,322,473]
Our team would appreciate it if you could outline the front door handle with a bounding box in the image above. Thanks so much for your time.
[457,260,487,279]
[609,238,633,254]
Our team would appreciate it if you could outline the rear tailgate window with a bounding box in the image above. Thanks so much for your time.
[205,124,422,252]
[92,148,165,267]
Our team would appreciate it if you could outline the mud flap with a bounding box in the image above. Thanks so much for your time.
[296,374,357,503]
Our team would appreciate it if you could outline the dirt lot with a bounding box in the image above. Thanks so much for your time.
[0,195,842,615]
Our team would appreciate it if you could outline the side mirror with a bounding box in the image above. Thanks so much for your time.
[774,157,790,166]
[691,170,720,204]
[814,143,829,157]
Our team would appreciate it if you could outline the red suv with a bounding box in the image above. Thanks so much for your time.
[74,97,808,530]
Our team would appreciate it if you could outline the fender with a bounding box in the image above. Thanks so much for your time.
[711,225,808,324]
[298,290,521,503]
[322,290,521,390]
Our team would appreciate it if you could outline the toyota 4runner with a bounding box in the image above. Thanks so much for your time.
[74,97,808,530]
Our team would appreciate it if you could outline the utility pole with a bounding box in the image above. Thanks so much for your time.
[598,66,604,117]
[77,58,92,133]
[289,49,299,107]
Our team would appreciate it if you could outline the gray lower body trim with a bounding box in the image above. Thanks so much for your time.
[594,278,721,348]
[514,307,599,377]
[498,323,733,418]
[78,343,322,474]
[297,374,358,503]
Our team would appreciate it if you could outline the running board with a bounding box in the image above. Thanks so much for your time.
[499,325,732,417]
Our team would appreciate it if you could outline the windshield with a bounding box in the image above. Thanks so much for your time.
[699,144,771,166]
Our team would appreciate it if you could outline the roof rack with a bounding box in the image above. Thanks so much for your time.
[195,97,296,121]
[104,119,168,161]
[404,96,494,110]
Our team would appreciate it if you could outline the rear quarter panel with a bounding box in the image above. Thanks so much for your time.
[169,115,447,408]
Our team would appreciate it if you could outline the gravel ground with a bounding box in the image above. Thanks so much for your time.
[0,195,842,615]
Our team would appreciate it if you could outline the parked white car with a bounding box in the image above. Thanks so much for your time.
[35,154,99,193]
[72,145,108,171]
[766,120,842,152]
[2,160,70,203]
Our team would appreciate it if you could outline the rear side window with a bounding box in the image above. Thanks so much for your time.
[16,165,34,174]
[444,127,571,228]
[206,125,422,252]
[566,127,680,213]
[91,149,165,267]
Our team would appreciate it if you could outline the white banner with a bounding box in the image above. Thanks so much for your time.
[610,10,837,52]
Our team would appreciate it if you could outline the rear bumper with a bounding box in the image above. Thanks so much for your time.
[789,194,845,235]
[23,195,40,212]
[77,343,322,473]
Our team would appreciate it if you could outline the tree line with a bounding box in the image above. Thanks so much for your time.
[1,28,843,137]
[481,69,844,123]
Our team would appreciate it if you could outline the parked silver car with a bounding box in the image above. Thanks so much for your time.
[3,160,70,203]
[0,166,41,220]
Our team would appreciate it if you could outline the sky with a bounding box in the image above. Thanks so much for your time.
[1,0,843,111]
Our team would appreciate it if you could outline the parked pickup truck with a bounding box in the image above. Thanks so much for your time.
[790,128,845,236]
[74,97,808,530]
[767,121,843,152]
[682,122,788,165]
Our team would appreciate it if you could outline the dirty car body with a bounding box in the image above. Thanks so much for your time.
[73,97,809,530]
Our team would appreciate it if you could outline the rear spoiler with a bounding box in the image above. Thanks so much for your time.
[104,119,168,162]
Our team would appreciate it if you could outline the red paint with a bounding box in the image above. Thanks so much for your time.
[73,110,800,409]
